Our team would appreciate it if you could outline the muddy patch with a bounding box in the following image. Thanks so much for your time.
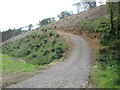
[2,71,42,88]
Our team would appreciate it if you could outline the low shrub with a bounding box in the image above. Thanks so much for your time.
[2,30,68,65]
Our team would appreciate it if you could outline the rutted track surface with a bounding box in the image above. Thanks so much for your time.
[8,32,92,88]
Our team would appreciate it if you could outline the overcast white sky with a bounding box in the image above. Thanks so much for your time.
[0,0,105,31]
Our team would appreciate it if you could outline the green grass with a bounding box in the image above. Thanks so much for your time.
[0,53,46,74]
[91,66,120,88]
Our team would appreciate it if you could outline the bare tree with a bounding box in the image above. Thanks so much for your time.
[107,2,117,32]
[73,2,81,14]
[73,0,96,14]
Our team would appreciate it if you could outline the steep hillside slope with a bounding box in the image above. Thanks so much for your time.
[2,29,67,65]
[44,5,107,31]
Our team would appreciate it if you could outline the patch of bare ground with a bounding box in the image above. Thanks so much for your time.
[44,5,106,31]
[80,30,100,65]
[2,71,41,88]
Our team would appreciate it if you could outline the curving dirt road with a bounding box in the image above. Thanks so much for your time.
[8,32,92,88]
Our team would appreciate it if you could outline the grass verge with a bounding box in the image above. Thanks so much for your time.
[90,65,119,88]
[0,53,46,74]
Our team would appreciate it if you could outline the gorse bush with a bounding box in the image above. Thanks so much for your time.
[2,30,68,65]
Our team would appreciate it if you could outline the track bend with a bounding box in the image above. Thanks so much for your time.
[8,32,92,88]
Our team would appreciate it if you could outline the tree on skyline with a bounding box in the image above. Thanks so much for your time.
[28,24,34,30]
[38,17,56,26]
[57,11,71,19]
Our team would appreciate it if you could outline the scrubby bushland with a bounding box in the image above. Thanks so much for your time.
[2,29,68,65]
[77,11,120,88]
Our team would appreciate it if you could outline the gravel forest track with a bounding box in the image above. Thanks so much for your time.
[8,31,92,88]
